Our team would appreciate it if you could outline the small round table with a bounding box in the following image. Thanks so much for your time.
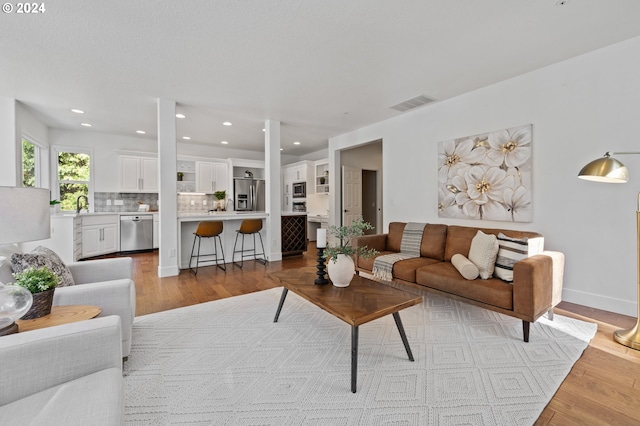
[16,305,102,333]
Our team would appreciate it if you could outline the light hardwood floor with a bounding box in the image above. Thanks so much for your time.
[121,247,640,425]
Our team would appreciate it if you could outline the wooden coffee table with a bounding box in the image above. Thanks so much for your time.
[269,267,422,393]
[16,305,102,333]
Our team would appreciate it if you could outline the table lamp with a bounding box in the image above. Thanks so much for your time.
[0,186,51,335]
[578,151,640,350]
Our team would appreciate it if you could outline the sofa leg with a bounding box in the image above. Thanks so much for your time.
[522,321,530,342]
[547,308,554,321]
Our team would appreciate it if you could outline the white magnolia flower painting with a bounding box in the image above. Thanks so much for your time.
[438,124,532,222]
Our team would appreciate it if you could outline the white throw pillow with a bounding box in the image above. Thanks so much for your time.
[494,233,529,282]
[451,254,479,280]
[468,230,499,279]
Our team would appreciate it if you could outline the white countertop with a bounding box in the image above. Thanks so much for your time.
[178,211,268,221]
[52,211,158,217]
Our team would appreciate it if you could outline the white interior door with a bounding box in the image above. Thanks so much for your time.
[342,165,362,226]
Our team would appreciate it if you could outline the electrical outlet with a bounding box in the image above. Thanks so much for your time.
[115,200,124,206]
[190,200,195,205]
[106,199,112,206]
[203,200,207,206]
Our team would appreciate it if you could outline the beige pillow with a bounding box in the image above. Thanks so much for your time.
[451,254,479,280]
[468,230,499,279]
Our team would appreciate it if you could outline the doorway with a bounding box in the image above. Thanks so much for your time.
[362,170,378,234]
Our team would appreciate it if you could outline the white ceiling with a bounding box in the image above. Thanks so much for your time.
[2,0,640,156]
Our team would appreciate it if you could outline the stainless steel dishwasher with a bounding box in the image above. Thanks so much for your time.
[120,215,153,252]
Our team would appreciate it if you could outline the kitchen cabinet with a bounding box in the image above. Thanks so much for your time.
[80,215,119,259]
[153,213,159,249]
[282,160,314,211]
[196,161,229,194]
[119,155,158,193]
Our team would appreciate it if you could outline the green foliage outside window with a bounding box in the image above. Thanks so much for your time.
[22,139,36,187]
[57,151,90,211]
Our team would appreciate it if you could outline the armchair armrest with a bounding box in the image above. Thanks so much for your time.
[512,254,554,321]
[0,316,122,406]
[67,257,133,284]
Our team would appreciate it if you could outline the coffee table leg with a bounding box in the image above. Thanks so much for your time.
[393,312,414,362]
[273,288,288,323]
[351,325,358,393]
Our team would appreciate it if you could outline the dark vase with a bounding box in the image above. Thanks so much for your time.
[22,288,55,320]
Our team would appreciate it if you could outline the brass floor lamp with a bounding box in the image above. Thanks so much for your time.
[579,151,640,350]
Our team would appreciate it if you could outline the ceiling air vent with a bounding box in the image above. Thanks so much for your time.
[390,95,436,112]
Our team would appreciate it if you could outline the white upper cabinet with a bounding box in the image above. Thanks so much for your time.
[119,155,158,193]
[195,161,229,194]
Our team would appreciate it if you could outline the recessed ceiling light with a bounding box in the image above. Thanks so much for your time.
[176,113,186,119]
[221,141,229,145]
[293,141,301,145]
[136,130,146,134]
[223,121,232,126]
[182,136,191,140]
[556,0,568,5]
[280,148,283,151]
[262,128,266,132]
[81,123,92,127]
[71,109,84,114]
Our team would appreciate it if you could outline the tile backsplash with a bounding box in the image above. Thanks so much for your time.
[94,192,159,212]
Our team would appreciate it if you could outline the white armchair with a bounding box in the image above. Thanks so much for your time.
[55,257,136,358]
[0,256,136,358]
[0,316,124,425]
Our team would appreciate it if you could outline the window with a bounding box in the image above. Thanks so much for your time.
[22,138,41,187]
[54,147,92,211]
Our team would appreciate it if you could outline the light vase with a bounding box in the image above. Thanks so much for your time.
[327,254,355,287]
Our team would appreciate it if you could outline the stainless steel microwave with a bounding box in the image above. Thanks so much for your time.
[292,181,306,198]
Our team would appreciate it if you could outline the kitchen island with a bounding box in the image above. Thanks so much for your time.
[178,211,268,269]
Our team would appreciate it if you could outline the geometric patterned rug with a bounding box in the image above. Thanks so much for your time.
[123,287,596,425]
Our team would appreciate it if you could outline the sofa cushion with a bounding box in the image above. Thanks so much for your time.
[0,368,123,425]
[468,231,499,279]
[11,246,75,287]
[387,222,406,252]
[494,233,529,282]
[451,254,479,280]
[392,257,441,283]
[416,262,514,310]
[420,224,448,260]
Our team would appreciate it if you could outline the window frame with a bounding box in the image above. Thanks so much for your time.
[52,145,95,212]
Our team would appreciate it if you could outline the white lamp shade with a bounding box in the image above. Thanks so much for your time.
[0,187,51,244]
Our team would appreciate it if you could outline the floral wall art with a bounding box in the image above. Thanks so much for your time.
[438,124,532,222]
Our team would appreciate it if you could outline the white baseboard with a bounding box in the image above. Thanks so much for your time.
[562,287,637,317]
[158,265,180,277]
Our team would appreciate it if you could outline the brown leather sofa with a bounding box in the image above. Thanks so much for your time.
[354,222,564,342]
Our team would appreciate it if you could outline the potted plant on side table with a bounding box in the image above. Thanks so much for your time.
[12,266,59,319]
[323,216,378,287]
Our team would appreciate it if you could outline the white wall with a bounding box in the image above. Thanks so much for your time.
[329,36,640,317]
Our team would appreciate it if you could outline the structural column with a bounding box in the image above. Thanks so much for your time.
[265,119,282,261]
[157,99,179,277]
[0,97,18,186]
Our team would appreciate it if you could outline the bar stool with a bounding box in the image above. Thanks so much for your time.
[189,221,226,274]
[232,219,266,268]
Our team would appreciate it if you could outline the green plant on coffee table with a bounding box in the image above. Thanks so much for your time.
[12,266,59,294]
[213,190,226,200]
[323,216,378,262]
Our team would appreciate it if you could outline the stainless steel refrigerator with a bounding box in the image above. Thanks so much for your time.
[234,178,265,211]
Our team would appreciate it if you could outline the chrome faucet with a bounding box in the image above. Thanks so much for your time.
[76,195,89,213]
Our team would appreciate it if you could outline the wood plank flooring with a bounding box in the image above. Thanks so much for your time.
[120,247,640,424]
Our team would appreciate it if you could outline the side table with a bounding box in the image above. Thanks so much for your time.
[16,305,102,333]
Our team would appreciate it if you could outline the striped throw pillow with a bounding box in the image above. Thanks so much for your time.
[494,233,529,282]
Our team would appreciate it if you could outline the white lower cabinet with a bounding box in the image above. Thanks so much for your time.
[80,215,119,259]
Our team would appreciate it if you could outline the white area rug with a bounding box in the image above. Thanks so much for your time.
[124,287,596,425]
